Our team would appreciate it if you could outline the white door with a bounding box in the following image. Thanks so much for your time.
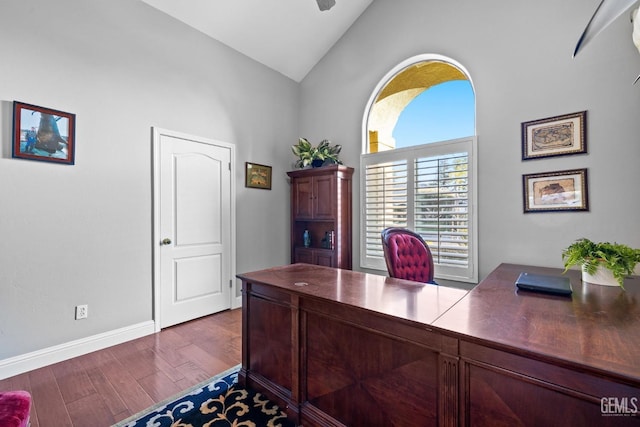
[153,128,235,329]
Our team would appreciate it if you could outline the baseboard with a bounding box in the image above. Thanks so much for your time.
[232,294,242,310]
[0,320,156,380]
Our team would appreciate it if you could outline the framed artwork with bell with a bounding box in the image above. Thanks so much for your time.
[12,101,76,165]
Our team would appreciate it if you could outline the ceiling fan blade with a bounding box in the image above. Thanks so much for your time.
[574,0,639,57]
[316,0,336,11]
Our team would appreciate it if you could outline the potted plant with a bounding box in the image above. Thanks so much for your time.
[291,137,342,168]
[562,238,640,289]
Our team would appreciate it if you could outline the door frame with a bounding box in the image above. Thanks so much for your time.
[152,127,239,332]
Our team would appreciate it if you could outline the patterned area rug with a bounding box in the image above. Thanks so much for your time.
[113,365,294,427]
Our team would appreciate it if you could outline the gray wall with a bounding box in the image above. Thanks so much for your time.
[300,0,640,280]
[0,0,297,359]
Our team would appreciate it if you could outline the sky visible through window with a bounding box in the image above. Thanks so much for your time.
[393,80,474,148]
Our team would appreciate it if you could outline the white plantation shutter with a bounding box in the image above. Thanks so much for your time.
[415,152,471,278]
[363,160,408,264]
[360,137,477,282]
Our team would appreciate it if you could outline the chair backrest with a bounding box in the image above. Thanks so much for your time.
[381,227,435,284]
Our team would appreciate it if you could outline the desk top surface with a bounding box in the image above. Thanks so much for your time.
[238,263,640,382]
[433,263,640,382]
[237,263,469,325]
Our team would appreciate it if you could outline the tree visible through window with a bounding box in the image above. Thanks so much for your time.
[361,56,477,283]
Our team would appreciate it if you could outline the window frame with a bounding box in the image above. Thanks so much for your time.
[360,137,477,283]
[360,54,477,283]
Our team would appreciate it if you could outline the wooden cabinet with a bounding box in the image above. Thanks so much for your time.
[287,165,353,269]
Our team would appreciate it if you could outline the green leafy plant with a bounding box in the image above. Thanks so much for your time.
[562,238,640,288]
[291,137,342,168]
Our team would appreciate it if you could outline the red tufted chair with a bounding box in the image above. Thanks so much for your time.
[0,390,31,427]
[381,227,436,284]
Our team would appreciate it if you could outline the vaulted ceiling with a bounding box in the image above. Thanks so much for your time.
[140,0,373,82]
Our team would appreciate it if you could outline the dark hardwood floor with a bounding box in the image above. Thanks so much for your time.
[0,308,242,427]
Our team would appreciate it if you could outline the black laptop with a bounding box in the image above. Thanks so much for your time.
[515,272,573,296]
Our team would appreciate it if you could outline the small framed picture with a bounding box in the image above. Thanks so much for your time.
[12,101,76,165]
[245,162,272,190]
[522,111,586,160]
[523,168,589,213]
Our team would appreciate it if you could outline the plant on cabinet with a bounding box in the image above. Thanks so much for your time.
[291,137,342,168]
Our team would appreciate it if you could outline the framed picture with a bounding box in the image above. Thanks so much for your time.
[12,101,76,165]
[245,162,272,190]
[523,168,589,213]
[521,111,586,160]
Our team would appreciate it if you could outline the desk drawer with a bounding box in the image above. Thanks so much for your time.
[459,340,639,426]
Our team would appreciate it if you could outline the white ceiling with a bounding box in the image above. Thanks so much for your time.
[140,0,373,82]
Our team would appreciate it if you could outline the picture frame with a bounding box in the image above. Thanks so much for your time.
[12,101,76,165]
[523,168,589,213]
[245,162,272,190]
[521,111,586,160]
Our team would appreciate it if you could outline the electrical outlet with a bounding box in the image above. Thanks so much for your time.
[75,304,88,320]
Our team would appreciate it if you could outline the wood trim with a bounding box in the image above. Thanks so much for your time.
[439,354,458,427]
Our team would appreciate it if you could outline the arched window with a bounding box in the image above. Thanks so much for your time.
[361,55,478,283]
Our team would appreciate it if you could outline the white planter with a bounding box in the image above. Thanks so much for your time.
[581,265,619,287]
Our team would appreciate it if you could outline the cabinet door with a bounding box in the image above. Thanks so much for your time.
[313,174,335,219]
[314,251,334,267]
[292,177,313,219]
[294,247,314,264]
[294,247,334,267]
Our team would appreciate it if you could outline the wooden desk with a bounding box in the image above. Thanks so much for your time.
[434,263,640,426]
[238,263,640,426]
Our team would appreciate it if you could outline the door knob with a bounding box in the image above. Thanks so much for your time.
[161,238,172,245]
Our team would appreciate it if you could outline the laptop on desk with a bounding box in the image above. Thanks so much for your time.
[515,272,573,296]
